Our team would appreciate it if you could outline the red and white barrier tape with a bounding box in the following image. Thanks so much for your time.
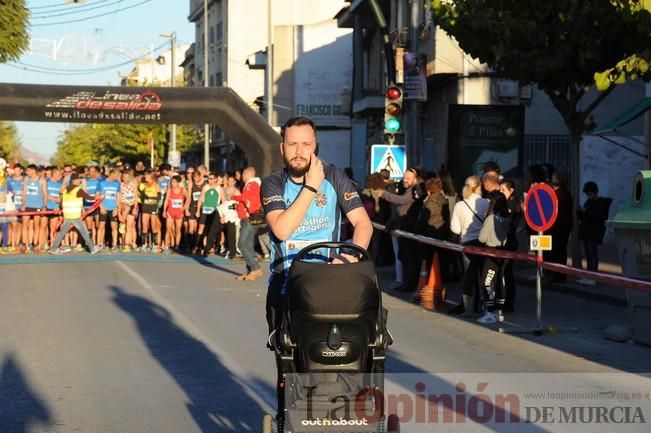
[0,209,61,217]
[0,199,104,219]
[373,223,651,295]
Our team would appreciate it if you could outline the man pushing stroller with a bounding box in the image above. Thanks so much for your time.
[260,116,373,429]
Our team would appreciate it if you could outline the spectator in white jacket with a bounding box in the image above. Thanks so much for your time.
[450,175,489,316]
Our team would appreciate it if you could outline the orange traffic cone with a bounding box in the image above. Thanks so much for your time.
[411,260,429,304]
[421,252,445,311]
[430,252,445,309]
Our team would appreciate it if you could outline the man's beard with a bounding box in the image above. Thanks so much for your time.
[284,154,310,178]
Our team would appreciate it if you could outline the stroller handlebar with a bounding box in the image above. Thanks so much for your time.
[292,241,371,263]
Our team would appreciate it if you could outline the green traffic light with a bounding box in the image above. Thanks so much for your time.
[385,118,401,132]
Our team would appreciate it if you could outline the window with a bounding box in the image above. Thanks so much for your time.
[524,135,570,173]
[215,72,223,87]
[216,22,223,41]
[209,75,214,87]
[209,27,215,44]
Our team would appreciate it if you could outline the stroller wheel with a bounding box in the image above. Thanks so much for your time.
[387,414,400,433]
[262,414,273,433]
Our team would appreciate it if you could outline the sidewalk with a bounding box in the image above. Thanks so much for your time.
[590,241,623,274]
[517,241,629,306]
[376,262,651,373]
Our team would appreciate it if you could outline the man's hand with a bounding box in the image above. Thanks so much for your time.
[304,154,325,191]
[330,253,359,265]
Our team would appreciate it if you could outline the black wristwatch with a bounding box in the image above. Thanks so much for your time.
[347,251,363,261]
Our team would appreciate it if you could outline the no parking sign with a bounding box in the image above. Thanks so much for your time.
[525,183,558,233]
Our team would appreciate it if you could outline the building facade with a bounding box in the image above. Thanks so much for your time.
[119,45,189,87]
[337,0,647,221]
[186,0,353,171]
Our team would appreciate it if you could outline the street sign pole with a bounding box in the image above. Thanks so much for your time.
[536,230,543,332]
[500,184,578,336]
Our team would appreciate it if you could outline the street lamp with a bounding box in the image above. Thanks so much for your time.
[203,0,210,169]
[267,0,273,126]
[160,32,177,164]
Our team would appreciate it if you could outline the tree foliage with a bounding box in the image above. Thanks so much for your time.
[594,1,651,90]
[432,0,651,146]
[0,0,30,63]
[53,123,201,167]
[0,121,21,162]
[433,1,650,112]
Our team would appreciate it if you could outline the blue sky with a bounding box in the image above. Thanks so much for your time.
[0,0,194,159]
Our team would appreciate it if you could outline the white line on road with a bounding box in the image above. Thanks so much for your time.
[115,260,276,414]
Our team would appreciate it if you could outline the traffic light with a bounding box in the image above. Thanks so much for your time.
[384,84,403,134]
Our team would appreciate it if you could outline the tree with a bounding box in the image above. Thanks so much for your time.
[52,125,102,166]
[0,0,30,63]
[594,1,651,90]
[0,121,21,162]
[53,123,201,167]
[433,0,651,266]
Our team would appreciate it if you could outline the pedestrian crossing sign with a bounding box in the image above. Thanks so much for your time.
[371,145,407,179]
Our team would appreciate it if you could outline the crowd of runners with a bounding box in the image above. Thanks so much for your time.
[0,158,267,260]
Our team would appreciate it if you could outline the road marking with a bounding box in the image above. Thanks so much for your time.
[115,260,276,413]
[0,254,231,265]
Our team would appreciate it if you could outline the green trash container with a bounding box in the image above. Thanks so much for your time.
[608,170,651,346]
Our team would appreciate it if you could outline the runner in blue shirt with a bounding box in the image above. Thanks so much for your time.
[21,164,47,253]
[7,164,24,251]
[157,163,172,248]
[45,167,64,248]
[260,116,372,425]
[84,165,102,247]
[158,163,172,202]
[98,169,121,250]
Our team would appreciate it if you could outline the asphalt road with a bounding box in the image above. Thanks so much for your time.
[1,256,650,433]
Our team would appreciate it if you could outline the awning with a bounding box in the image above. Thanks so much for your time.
[595,97,651,134]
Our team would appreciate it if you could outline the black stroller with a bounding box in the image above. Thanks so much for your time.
[264,242,395,433]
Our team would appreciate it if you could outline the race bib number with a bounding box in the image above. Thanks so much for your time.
[171,199,183,209]
[202,206,215,215]
[124,193,134,202]
[105,191,117,200]
[13,195,22,206]
[192,191,201,201]
[26,185,38,196]
[286,239,328,252]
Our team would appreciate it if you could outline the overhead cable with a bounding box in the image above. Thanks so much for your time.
[31,0,153,27]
